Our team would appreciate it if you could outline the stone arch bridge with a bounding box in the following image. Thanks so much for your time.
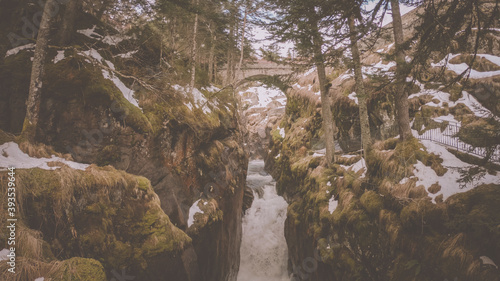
[218,59,295,88]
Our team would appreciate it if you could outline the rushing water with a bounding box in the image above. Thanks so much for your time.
[238,160,289,281]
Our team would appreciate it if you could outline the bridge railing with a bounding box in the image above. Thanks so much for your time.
[414,120,500,163]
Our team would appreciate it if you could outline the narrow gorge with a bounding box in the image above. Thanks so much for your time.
[1,0,500,280]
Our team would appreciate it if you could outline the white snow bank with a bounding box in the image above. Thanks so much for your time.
[413,140,499,203]
[34,278,44,281]
[0,142,89,171]
[188,199,204,227]
[5,43,35,57]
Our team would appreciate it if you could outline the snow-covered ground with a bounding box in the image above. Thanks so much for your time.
[411,139,499,203]
[242,85,287,109]
[432,53,500,79]
[0,142,89,171]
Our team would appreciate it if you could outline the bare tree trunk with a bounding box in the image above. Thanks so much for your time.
[59,0,80,45]
[390,0,412,141]
[189,0,199,97]
[208,34,216,83]
[237,6,248,79]
[348,15,372,158]
[22,0,57,142]
[312,31,336,165]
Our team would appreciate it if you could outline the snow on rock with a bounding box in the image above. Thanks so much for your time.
[102,34,132,46]
[173,85,213,114]
[348,92,359,105]
[5,43,35,57]
[312,148,326,157]
[77,25,103,39]
[243,86,286,108]
[53,50,65,64]
[81,49,140,109]
[78,25,133,46]
[188,199,204,227]
[480,256,498,269]
[0,248,9,261]
[413,140,499,203]
[328,197,338,214]
[409,81,492,118]
[34,278,44,281]
[303,67,316,76]
[278,126,285,138]
[0,142,89,171]
[340,158,367,178]
[101,69,139,108]
[432,53,500,79]
[115,50,138,58]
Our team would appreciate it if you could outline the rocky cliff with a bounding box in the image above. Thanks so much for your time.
[0,3,248,280]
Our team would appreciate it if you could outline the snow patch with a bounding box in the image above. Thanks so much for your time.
[0,142,89,171]
[414,140,499,202]
[188,199,204,227]
[328,197,338,214]
[115,50,138,58]
[77,25,103,39]
[340,158,366,178]
[278,126,285,138]
[5,43,35,57]
[53,50,65,64]
[348,92,359,105]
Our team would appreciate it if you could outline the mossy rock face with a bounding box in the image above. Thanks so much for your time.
[13,166,191,278]
[50,257,107,281]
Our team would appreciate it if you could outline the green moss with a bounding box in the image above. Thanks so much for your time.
[136,176,150,192]
[360,190,383,216]
[50,257,106,281]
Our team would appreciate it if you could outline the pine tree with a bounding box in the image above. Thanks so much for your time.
[22,0,58,142]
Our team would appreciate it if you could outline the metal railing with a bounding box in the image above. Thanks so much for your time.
[415,120,500,163]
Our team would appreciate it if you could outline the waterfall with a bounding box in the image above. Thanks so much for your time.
[238,160,289,281]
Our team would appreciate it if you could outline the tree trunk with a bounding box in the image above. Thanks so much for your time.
[58,0,80,45]
[237,7,248,79]
[312,33,336,165]
[189,0,199,97]
[22,0,57,142]
[390,0,412,141]
[348,15,372,158]
[208,35,216,83]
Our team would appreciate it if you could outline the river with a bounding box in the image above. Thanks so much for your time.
[237,160,289,281]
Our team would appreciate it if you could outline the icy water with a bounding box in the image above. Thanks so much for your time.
[238,160,289,281]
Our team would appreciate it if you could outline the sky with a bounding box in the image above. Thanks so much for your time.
[251,2,417,57]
